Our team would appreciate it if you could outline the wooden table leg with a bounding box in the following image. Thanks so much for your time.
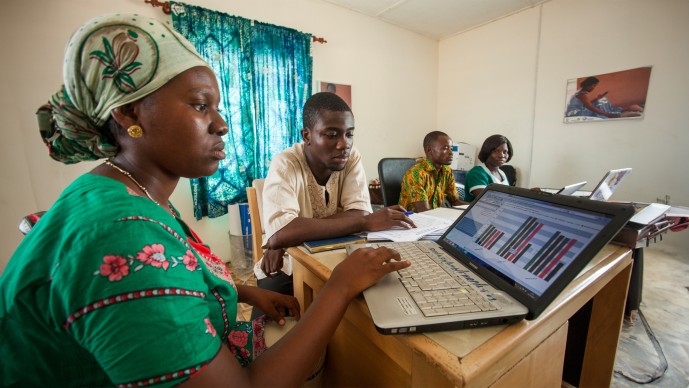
[579,259,632,387]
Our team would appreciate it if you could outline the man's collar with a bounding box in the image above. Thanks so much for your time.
[421,157,449,173]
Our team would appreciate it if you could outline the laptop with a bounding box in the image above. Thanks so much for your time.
[587,168,632,201]
[346,184,633,334]
[541,181,588,195]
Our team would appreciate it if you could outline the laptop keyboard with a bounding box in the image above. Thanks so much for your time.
[377,242,498,317]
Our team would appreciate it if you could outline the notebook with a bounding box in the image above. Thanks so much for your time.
[587,168,632,201]
[346,184,633,334]
[304,235,367,253]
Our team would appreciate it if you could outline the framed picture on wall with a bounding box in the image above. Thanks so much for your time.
[563,66,652,123]
[319,81,352,108]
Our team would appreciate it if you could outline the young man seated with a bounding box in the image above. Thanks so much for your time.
[398,131,467,212]
[253,92,415,314]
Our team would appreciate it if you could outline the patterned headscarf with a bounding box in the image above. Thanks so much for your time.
[38,13,210,164]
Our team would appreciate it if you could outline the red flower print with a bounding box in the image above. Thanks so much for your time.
[100,255,130,281]
[239,348,250,360]
[183,250,198,271]
[255,338,266,356]
[136,244,169,270]
[204,318,217,337]
[254,323,264,337]
[229,330,249,348]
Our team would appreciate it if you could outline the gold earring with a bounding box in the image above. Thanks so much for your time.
[127,125,143,138]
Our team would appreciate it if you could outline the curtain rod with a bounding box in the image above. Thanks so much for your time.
[144,0,327,43]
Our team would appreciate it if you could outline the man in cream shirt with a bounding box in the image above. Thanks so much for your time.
[253,92,414,315]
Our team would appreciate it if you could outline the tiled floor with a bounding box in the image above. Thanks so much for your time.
[612,243,689,388]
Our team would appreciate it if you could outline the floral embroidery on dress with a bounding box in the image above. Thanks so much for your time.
[100,255,130,281]
[183,250,198,271]
[115,216,235,287]
[137,244,169,270]
[94,244,200,281]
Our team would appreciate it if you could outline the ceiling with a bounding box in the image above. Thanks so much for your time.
[320,0,550,40]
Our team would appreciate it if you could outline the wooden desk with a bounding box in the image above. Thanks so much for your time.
[289,242,632,387]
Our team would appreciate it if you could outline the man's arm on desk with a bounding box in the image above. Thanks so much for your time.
[261,208,415,275]
[267,207,416,249]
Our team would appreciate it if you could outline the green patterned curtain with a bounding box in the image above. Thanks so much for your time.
[171,2,312,219]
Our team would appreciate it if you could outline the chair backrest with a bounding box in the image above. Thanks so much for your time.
[246,178,265,263]
[456,182,466,201]
[378,158,417,207]
[499,164,517,187]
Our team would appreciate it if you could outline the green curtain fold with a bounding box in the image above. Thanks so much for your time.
[171,2,312,219]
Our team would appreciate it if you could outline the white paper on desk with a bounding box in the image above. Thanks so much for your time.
[629,203,670,225]
[666,205,689,218]
[367,212,453,242]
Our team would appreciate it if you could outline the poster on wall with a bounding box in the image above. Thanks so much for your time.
[319,81,352,109]
[563,66,651,123]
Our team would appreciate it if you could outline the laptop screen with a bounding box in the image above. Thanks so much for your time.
[590,168,632,201]
[440,189,613,300]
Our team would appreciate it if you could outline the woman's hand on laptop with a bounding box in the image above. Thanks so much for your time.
[330,246,410,301]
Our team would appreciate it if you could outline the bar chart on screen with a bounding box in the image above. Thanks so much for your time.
[460,212,596,295]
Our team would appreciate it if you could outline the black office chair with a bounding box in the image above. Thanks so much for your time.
[378,158,417,207]
[500,165,517,187]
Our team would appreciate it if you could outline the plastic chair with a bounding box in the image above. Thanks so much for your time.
[378,158,417,207]
[246,179,265,264]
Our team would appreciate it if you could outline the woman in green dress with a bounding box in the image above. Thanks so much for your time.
[463,134,513,202]
[0,13,408,387]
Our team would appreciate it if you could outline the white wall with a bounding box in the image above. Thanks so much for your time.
[437,7,541,186]
[438,0,689,253]
[0,0,438,272]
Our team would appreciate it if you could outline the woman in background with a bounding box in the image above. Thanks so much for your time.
[463,134,513,202]
[0,14,407,387]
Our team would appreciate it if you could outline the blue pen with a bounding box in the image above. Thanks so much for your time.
[404,211,414,215]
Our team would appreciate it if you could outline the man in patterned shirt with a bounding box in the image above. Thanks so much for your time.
[398,131,467,212]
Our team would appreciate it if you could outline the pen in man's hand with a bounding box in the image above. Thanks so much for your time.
[404,211,414,215]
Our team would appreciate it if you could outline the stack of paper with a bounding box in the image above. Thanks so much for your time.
[629,203,671,225]
[367,213,453,242]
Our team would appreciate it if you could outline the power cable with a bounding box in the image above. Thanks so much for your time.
[614,309,668,384]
